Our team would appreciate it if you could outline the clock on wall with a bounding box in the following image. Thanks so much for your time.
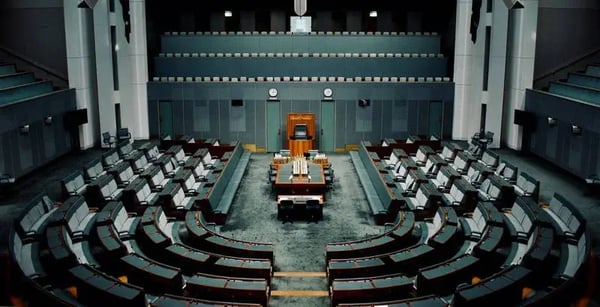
[268,88,278,98]
[323,87,333,97]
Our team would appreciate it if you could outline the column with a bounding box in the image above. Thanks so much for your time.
[485,0,510,148]
[120,0,149,140]
[452,0,477,141]
[92,0,117,146]
[64,1,98,149]
[502,1,538,149]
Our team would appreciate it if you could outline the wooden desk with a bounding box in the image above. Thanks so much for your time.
[274,161,326,198]
[288,139,313,157]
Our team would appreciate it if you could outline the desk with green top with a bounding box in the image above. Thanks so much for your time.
[274,161,326,195]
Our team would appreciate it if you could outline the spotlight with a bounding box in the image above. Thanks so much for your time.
[571,125,582,135]
[369,11,378,18]
[224,11,233,17]
[44,116,53,125]
[547,117,557,127]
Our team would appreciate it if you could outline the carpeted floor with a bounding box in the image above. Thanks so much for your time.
[217,153,384,307]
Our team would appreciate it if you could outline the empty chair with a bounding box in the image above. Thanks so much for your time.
[139,143,163,162]
[86,174,123,206]
[390,157,418,182]
[165,145,189,166]
[405,182,442,211]
[412,145,435,166]
[479,149,499,170]
[121,177,159,210]
[140,165,170,192]
[452,151,477,175]
[153,154,179,177]
[495,160,518,183]
[431,165,461,192]
[61,171,88,198]
[442,178,478,211]
[84,158,107,183]
[15,193,58,239]
[513,171,540,200]
[478,174,515,205]
[173,169,204,195]
[399,168,428,196]
[464,161,493,187]
[278,199,294,221]
[440,143,463,162]
[107,161,138,187]
[102,148,122,170]
[117,141,136,159]
[159,182,198,211]
[102,132,117,148]
[543,193,586,241]
[422,154,448,178]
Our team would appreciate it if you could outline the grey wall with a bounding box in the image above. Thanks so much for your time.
[147,82,454,150]
[160,34,441,54]
[0,89,77,179]
[534,2,600,78]
[525,89,600,179]
[153,57,447,78]
[0,0,67,77]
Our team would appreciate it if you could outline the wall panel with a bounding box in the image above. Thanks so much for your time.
[147,82,454,150]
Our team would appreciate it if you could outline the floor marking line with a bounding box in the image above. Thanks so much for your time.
[271,290,329,297]
[273,272,327,277]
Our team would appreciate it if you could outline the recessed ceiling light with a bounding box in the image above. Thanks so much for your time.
[369,11,378,18]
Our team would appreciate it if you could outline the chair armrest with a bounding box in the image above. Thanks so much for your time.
[502,208,511,213]
[423,217,434,222]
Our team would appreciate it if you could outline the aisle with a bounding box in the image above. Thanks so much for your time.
[218,153,384,306]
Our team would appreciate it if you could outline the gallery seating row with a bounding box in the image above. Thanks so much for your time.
[0,71,34,89]
[0,80,54,105]
[327,207,460,281]
[330,274,414,306]
[163,30,440,36]
[326,211,417,261]
[63,138,248,224]
[159,52,445,58]
[152,75,452,83]
[335,294,448,307]
[184,211,275,262]
[149,294,261,306]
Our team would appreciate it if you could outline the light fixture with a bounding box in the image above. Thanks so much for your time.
[224,11,233,17]
[19,125,30,135]
[571,125,582,135]
[115,44,119,51]
[547,116,557,127]
[44,116,53,125]
[369,11,378,18]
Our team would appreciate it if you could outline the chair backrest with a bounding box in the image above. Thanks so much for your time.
[117,128,130,140]
[102,132,112,143]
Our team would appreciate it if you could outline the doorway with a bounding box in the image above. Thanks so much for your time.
[320,100,335,152]
[266,100,281,152]
[159,101,174,138]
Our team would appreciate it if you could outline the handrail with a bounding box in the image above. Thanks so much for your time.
[0,45,68,83]
[534,47,600,83]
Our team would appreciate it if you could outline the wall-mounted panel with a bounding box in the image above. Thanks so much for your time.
[154,57,447,78]
[525,89,600,179]
[147,82,454,149]
[161,34,441,54]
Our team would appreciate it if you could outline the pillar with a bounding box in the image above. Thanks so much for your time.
[64,1,98,149]
[502,1,538,149]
